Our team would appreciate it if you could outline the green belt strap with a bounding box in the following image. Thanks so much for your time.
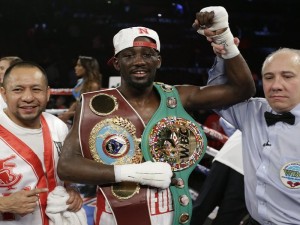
[141,83,207,225]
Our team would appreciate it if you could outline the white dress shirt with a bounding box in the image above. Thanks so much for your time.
[208,57,300,225]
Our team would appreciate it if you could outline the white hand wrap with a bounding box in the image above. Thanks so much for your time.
[197,6,239,59]
[197,6,229,35]
[211,28,239,59]
[114,161,173,189]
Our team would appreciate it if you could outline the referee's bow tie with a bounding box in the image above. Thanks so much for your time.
[264,111,295,126]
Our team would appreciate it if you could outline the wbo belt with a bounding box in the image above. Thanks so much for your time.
[79,89,150,225]
[142,83,207,225]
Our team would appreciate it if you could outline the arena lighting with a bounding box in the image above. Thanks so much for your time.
[172,1,184,15]
[175,3,184,14]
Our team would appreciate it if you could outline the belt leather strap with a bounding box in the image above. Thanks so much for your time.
[141,83,207,225]
[80,88,151,225]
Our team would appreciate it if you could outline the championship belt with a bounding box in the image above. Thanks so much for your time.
[141,83,207,225]
[79,89,151,225]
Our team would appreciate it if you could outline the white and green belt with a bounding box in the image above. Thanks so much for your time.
[142,83,207,225]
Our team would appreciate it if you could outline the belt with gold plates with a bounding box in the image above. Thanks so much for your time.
[79,88,150,225]
[142,83,207,225]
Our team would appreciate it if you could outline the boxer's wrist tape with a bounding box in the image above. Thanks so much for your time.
[212,28,239,59]
[114,164,134,183]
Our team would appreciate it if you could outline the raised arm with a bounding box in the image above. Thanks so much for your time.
[178,6,255,111]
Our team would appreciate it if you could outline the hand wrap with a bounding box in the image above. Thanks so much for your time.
[114,161,173,189]
[197,6,239,59]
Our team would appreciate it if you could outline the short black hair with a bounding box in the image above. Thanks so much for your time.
[3,61,48,87]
